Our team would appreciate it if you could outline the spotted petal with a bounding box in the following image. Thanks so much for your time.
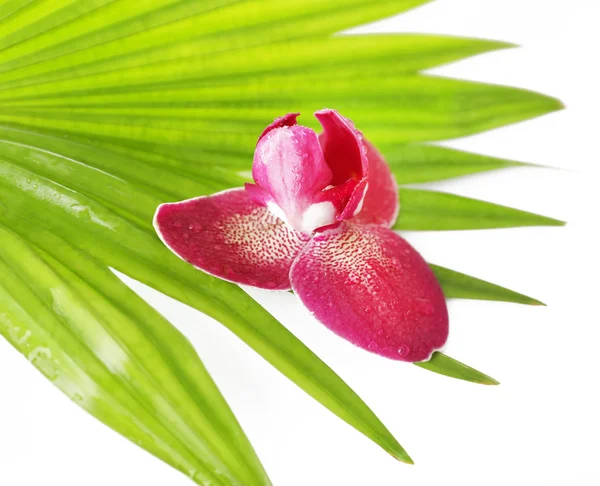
[353,140,400,228]
[290,223,448,362]
[154,188,309,290]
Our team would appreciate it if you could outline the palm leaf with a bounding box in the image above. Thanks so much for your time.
[0,0,562,482]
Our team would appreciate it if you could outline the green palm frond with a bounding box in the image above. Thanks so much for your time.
[0,1,562,484]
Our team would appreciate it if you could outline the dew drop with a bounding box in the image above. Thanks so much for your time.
[397,344,410,357]
[367,340,379,350]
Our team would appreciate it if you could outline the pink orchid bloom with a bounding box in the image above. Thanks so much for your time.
[154,109,448,362]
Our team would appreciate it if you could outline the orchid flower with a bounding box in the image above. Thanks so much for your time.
[154,110,448,362]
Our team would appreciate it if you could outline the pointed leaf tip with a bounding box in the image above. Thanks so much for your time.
[382,143,530,185]
[414,352,500,385]
[400,454,415,465]
[430,263,548,307]
[395,189,565,231]
[384,441,414,465]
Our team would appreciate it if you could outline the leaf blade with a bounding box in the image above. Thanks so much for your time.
[0,33,511,93]
[0,75,563,151]
[394,188,565,230]
[414,352,499,385]
[431,264,545,306]
[382,143,527,184]
[0,0,431,87]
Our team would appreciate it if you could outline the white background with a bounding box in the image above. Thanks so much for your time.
[1,0,599,485]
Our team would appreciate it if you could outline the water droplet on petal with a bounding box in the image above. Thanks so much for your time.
[397,344,410,357]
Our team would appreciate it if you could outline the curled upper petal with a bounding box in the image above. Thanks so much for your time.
[154,188,309,290]
[316,109,369,222]
[290,222,448,362]
[315,109,368,185]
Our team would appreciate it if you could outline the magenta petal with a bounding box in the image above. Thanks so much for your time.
[315,109,368,185]
[244,182,272,207]
[154,188,309,290]
[253,123,334,232]
[319,178,359,213]
[353,141,399,228]
[258,112,299,142]
[290,223,448,362]
[338,177,368,221]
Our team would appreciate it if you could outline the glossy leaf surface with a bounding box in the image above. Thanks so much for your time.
[0,223,270,486]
